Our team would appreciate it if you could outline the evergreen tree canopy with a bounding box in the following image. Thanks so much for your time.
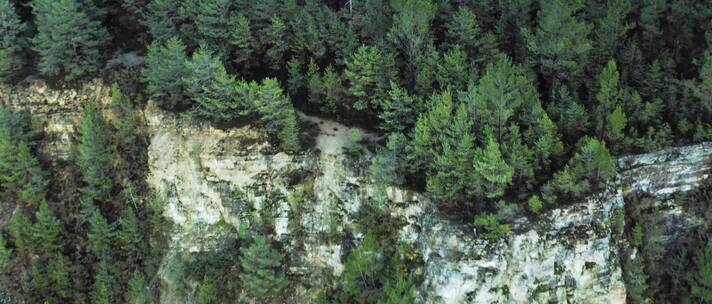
[31,0,110,80]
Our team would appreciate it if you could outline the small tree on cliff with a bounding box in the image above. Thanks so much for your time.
[239,233,287,299]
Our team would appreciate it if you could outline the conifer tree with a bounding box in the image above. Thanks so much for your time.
[32,0,110,80]
[77,101,114,205]
[87,210,115,257]
[190,0,233,57]
[445,7,500,66]
[474,135,513,199]
[230,14,255,69]
[388,0,437,91]
[264,17,289,72]
[522,0,592,90]
[184,46,241,123]
[690,242,712,302]
[321,65,343,114]
[342,231,384,302]
[32,201,62,255]
[344,45,396,111]
[142,37,189,110]
[239,233,287,299]
[380,273,416,304]
[594,60,628,148]
[377,82,418,133]
[91,258,112,304]
[127,271,150,304]
[409,90,454,172]
[9,209,32,252]
[0,0,27,82]
[0,235,10,273]
[144,0,182,43]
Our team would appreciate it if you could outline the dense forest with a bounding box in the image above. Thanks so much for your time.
[0,0,712,303]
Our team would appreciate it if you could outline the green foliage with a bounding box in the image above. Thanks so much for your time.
[625,255,649,303]
[87,210,115,257]
[142,37,189,110]
[32,201,62,255]
[388,0,437,90]
[445,7,499,66]
[378,82,419,133]
[198,275,218,304]
[77,101,114,205]
[239,233,287,300]
[127,271,150,304]
[473,213,511,241]
[475,135,514,199]
[343,129,363,156]
[528,195,543,214]
[379,272,416,304]
[342,231,384,303]
[0,0,26,82]
[184,46,242,123]
[522,0,592,89]
[31,0,110,80]
[690,242,712,303]
[344,45,396,111]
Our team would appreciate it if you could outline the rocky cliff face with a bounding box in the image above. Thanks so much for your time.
[144,102,711,303]
[4,81,711,303]
[0,80,110,162]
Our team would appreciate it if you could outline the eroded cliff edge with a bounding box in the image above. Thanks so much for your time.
[2,82,710,303]
[145,102,710,303]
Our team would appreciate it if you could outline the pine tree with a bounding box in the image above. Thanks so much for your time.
[592,0,632,66]
[625,256,649,303]
[239,233,287,299]
[474,135,513,199]
[380,272,416,304]
[445,7,499,66]
[342,231,384,302]
[690,242,712,303]
[0,235,10,273]
[229,14,255,69]
[87,210,115,257]
[594,60,626,145]
[377,82,418,133]
[91,258,112,304]
[0,0,27,82]
[409,90,454,172]
[47,254,71,301]
[264,17,289,72]
[0,138,47,206]
[436,46,471,91]
[184,46,241,123]
[371,132,408,190]
[321,65,343,114]
[117,208,143,265]
[465,56,536,143]
[198,275,218,304]
[388,0,437,91]
[9,209,32,252]
[77,101,114,205]
[522,0,592,90]
[569,137,616,189]
[144,0,182,43]
[256,78,301,151]
[127,271,150,304]
[190,0,233,57]
[344,45,395,111]
[31,0,110,80]
[142,37,189,110]
[32,201,62,255]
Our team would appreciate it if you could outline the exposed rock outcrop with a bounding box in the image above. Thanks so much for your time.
[5,81,711,303]
[143,101,712,303]
[0,80,110,162]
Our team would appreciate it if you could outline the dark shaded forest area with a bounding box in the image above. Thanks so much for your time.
[1,0,712,303]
